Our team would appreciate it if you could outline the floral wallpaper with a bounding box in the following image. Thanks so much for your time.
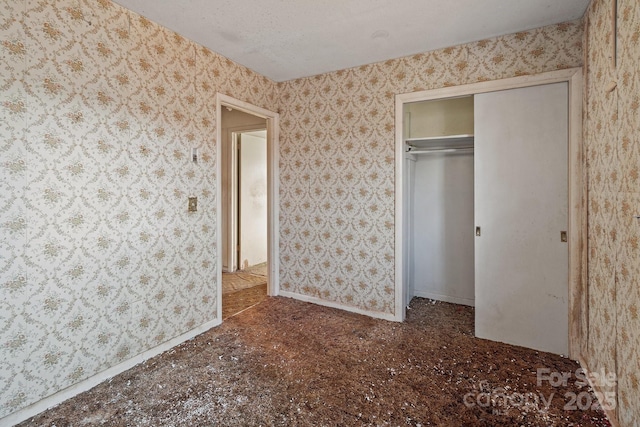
[0,0,275,419]
[583,0,640,426]
[7,0,634,424]
[277,21,584,316]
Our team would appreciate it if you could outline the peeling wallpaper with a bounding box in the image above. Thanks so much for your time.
[583,0,640,426]
[0,0,276,419]
[277,21,583,315]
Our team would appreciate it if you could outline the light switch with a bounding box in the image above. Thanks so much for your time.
[188,197,197,212]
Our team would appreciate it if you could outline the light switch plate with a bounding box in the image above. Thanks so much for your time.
[188,197,197,212]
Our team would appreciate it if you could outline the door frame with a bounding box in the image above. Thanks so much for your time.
[216,94,280,320]
[394,68,584,358]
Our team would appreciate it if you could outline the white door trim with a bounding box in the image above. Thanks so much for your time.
[216,94,280,321]
[394,68,584,359]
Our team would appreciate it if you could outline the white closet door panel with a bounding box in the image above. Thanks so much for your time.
[474,83,568,355]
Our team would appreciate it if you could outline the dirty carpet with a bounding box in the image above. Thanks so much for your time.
[18,297,611,426]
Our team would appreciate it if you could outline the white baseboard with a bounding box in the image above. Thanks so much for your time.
[279,291,399,322]
[2,317,222,427]
[412,290,475,307]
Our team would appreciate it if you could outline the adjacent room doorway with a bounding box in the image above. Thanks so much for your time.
[237,129,268,271]
[216,95,280,320]
[221,109,267,273]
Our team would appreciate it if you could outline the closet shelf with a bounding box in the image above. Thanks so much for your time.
[405,134,474,153]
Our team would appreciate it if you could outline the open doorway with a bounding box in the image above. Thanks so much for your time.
[221,109,267,273]
[221,109,267,319]
[217,95,279,320]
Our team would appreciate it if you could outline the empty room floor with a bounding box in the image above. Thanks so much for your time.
[17,297,611,426]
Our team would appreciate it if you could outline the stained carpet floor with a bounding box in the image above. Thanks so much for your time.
[18,297,611,426]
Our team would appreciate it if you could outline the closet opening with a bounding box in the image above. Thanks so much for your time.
[403,96,475,311]
[394,68,584,358]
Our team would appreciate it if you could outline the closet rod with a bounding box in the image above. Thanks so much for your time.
[406,146,474,154]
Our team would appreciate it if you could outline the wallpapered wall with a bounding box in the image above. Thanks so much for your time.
[583,0,640,425]
[277,21,584,315]
[0,0,275,419]
[7,0,632,423]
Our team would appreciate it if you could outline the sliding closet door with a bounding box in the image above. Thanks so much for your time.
[474,83,568,355]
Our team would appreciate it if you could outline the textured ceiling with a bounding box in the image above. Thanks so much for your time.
[113,0,590,82]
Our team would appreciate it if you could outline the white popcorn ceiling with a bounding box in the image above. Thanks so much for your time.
[113,0,590,82]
